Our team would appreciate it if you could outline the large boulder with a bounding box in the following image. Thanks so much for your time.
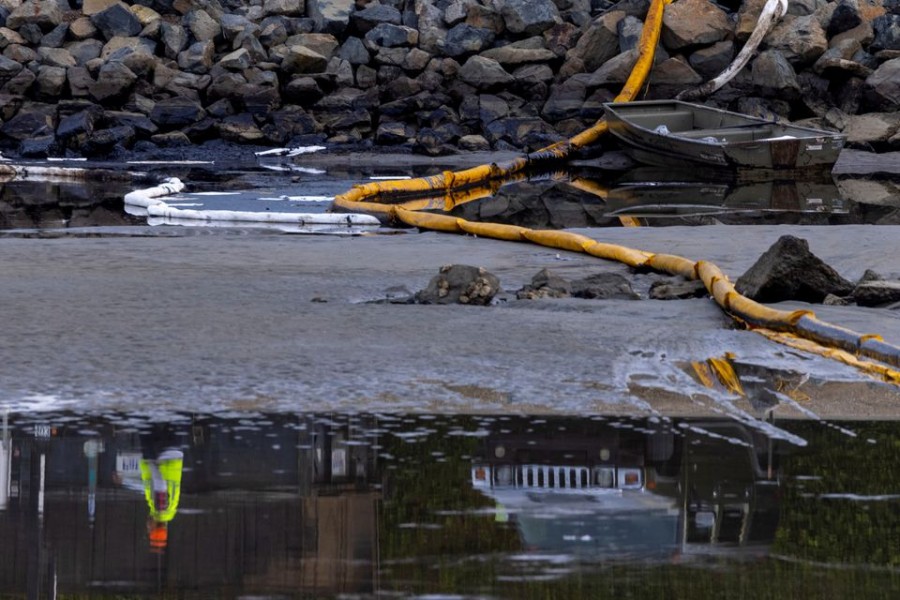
[735,235,855,303]
[90,3,142,40]
[6,1,64,31]
[865,56,900,110]
[764,14,828,66]
[458,55,513,89]
[307,0,354,35]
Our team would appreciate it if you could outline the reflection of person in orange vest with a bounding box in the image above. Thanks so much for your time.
[139,428,184,553]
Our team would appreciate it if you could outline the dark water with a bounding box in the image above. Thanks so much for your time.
[1,159,897,232]
[2,410,898,599]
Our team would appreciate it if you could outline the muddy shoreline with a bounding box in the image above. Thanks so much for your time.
[1,222,898,419]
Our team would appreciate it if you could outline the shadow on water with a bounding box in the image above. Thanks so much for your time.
[2,410,898,598]
[1,157,898,232]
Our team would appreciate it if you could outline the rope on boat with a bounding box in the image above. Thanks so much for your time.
[676,0,789,102]
[331,0,900,385]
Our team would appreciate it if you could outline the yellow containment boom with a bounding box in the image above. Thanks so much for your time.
[332,0,900,384]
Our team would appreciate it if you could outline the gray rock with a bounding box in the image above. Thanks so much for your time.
[512,63,554,86]
[19,135,58,158]
[853,281,900,307]
[843,112,900,145]
[160,22,189,59]
[106,110,158,136]
[585,49,638,86]
[517,268,572,299]
[752,50,801,98]
[364,23,418,49]
[0,103,56,141]
[0,53,23,85]
[458,133,490,150]
[823,293,851,306]
[415,265,501,306]
[871,14,900,52]
[735,235,854,303]
[443,24,495,57]
[280,45,329,74]
[34,65,66,99]
[6,1,64,31]
[263,0,305,18]
[480,42,556,65]
[458,55,513,89]
[218,48,253,71]
[65,39,104,66]
[88,61,138,103]
[864,56,900,110]
[66,66,92,98]
[149,96,207,128]
[90,3,142,40]
[220,14,254,42]
[307,0,354,35]
[570,272,640,300]
[351,4,401,34]
[416,0,447,54]
[649,57,703,87]
[649,279,708,300]
[499,0,559,36]
[41,23,68,48]
[542,78,585,121]
[184,9,220,42]
[689,41,734,80]
[177,40,215,74]
[150,131,192,147]
[375,120,413,144]
[218,113,265,143]
[661,0,730,51]
[81,124,136,156]
[567,10,622,72]
[69,17,98,40]
[617,15,643,53]
[764,14,828,66]
[338,36,369,64]
[38,46,76,69]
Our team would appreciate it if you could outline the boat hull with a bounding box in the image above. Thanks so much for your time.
[604,101,845,170]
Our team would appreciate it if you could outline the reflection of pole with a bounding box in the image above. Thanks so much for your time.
[84,439,102,525]
[38,453,45,517]
[0,411,10,510]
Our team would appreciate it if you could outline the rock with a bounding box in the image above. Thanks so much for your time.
[218,113,265,143]
[364,23,418,49]
[0,53,23,86]
[307,0,354,35]
[481,40,556,65]
[160,22,189,59]
[542,78,585,121]
[764,14,828,66]
[88,61,138,103]
[0,103,56,141]
[835,178,900,206]
[351,4,401,34]
[177,40,214,73]
[689,41,734,80]
[735,235,855,303]
[184,9,221,42]
[865,56,900,109]
[281,45,329,73]
[458,133,490,150]
[66,39,104,65]
[90,3,142,40]
[752,50,801,98]
[661,0,731,51]
[823,293,851,305]
[6,1,64,31]
[649,57,703,88]
[617,14,643,52]
[443,24,495,57]
[828,0,863,37]
[69,17,98,40]
[516,268,572,299]
[338,36,369,64]
[81,124,136,156]
[150,131,192,146]
[41,23,68,48]
[415,265,501,305]
[843,112,900,145]
[262,0,305,18]
[567,10,622,72]
[149,96,207,128]
[19,135,58,158]
[649,279,708,300]
[499,0,559,36]
[853,281,900,307]
[218,48,253,71]
[458,55,513,89]
[570,272,640,300]
[82,0,119,16]
[871,14,900,52]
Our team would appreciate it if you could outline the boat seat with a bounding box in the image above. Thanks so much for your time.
[678,126,775,140]
[623,111,694,132]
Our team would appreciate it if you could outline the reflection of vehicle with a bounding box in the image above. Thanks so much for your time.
[470,418,782,561]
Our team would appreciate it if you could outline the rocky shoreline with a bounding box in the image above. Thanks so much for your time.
[0,0,898,159]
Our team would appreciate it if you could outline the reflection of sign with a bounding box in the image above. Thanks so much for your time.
[117,453,142,474]
[34,424,52,438]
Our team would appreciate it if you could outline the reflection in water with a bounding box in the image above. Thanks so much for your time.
[1,163,897,232]
[0,411,898,598]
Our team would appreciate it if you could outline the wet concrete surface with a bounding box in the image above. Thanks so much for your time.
[1,224,898,418]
